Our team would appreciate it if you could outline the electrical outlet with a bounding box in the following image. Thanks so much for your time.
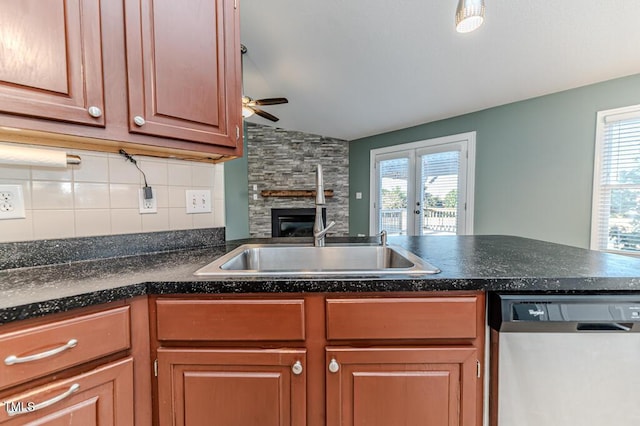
[139,188,157,214]
[0,185,26,220]
[186,189,212,214]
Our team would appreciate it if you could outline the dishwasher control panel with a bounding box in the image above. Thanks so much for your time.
[489,294,640,332]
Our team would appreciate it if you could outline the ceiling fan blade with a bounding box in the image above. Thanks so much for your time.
[254,97,289,106]
[252,107,280,122]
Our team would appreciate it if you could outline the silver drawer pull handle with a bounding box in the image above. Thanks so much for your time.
[4,339,78,366]
[6,383,80,417]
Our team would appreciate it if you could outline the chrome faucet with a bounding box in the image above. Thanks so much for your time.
[313,164,335,247]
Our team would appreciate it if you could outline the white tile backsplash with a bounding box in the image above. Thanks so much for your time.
[75,209,111,236]
[169,207,193,230]
[192,165,214,187]
[108,155,143,184]
[73,183,110,209]
[168,161,192,186]
[0,144,225,242]
[139,159,169,186]
[110,209,143,234]
[73,153,109,182]
[192,211,215,229]
[109,184,140,209]
[32,210,75,239]
[31,165,73,182]
[142,208,170,232]
[32,182,73,209]
[0,164,30,180]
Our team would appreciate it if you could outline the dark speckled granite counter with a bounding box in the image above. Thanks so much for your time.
[2,231,640,324]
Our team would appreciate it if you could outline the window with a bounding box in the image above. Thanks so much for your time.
[370,132,475,236]
[591,104,640,254]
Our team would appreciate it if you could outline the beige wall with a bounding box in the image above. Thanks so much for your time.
[0,143,225,243]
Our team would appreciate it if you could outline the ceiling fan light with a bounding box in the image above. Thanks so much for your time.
[242,105,254,118]
[455,0,485,33]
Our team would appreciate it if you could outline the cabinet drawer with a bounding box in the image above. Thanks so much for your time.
[0,357,133,424]
[156,299,306,341]
[0,306,131,390]
[326,297,478,340]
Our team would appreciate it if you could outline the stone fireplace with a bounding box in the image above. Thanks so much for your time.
[246,123,349,238]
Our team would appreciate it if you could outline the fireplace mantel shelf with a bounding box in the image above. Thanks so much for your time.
[260,189,334,198]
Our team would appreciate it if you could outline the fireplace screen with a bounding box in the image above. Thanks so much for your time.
[271,208,326,237]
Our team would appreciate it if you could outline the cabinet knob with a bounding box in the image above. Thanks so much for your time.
[328,358,340,373]
[292,360,303,375]
[133,116,146,126]
[87,106,102,118]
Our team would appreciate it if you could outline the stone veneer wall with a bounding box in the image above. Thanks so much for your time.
[246,123,349,237]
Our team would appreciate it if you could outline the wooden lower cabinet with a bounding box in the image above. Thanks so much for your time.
[157,348,307,426]
[152,293,485,425]
[326,347,479,426]
[0,357,134,425]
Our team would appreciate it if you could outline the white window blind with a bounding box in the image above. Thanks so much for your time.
[379,158,409,235]
[421,151,460,234]
[592,105,640,253]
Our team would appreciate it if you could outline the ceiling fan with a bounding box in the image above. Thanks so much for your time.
[241,44,288,122]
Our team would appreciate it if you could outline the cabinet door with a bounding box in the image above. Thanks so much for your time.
[124,0,242,148]
[158,348,306,426]
[0,0,105,126]
[326,347,479,426]
[0,357,133,425]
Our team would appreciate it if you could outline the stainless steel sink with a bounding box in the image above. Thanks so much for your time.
[194,243,440,276]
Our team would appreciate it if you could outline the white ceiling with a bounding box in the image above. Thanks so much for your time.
[240,0,640,141]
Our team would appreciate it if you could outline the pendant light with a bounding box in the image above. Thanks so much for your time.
[455,0,485,33]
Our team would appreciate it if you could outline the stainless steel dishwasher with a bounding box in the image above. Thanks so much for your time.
[488,294,640,426]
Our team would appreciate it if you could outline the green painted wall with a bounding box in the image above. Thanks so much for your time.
[223,124,250,240]
[349,74,640,248]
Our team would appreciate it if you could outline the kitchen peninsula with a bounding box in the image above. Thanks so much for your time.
[2,229,640,425]
[3,232,640,320]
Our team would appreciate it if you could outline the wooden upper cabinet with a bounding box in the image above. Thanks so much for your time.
[124,0,241,148]
[0,0,105,126]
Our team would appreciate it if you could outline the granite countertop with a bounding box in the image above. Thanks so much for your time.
[2,232,640,324]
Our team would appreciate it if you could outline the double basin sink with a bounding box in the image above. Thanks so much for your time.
[194,243,440,277]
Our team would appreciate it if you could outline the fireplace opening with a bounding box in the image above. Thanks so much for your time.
[271,208,326,237]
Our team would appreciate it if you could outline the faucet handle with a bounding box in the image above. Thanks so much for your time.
[377,230,387,246]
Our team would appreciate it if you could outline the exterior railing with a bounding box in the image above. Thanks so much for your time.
[424,207,456,234]
[379,207,457,235]
[380,209,405,235]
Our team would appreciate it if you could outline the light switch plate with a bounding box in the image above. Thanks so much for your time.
[186,189,212,214]
[0,185,26,220]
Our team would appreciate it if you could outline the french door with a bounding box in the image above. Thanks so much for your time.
[370,132,475,236]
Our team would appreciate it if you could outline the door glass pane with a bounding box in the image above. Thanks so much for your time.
[420,151,459,235]
[379,158,409,235]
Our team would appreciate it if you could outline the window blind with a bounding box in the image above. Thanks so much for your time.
[379,158,409,235]
[593,107,640,253]
[421,151,460,234]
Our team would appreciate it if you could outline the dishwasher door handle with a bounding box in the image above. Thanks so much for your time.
[576,322,633,332]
